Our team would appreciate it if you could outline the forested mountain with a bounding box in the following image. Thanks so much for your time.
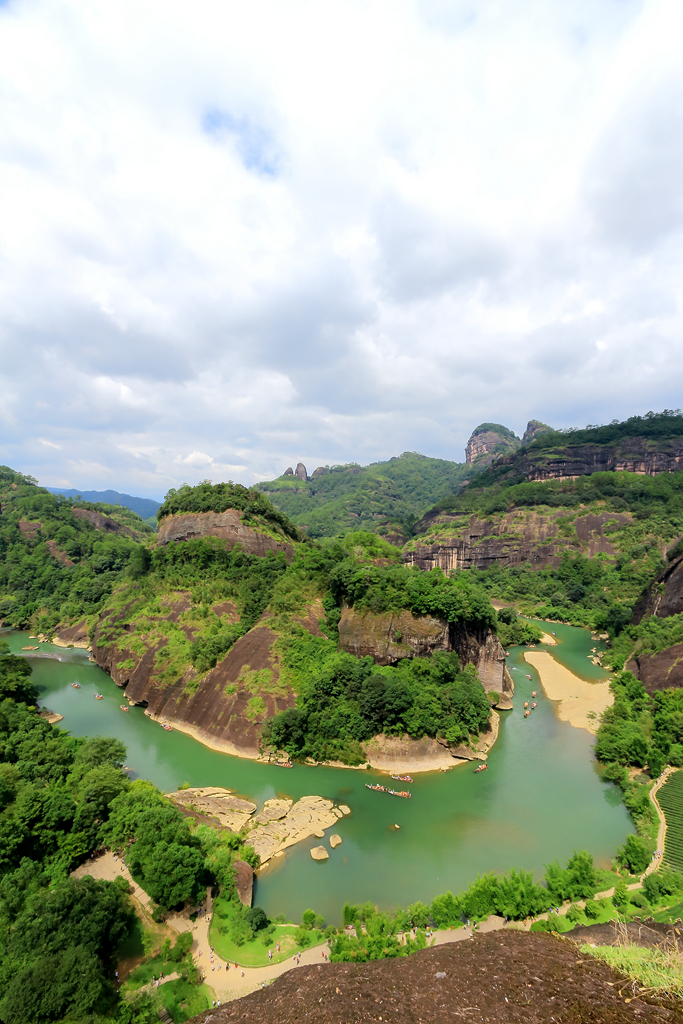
[256,451,476,540]
[0,466,153,634]
[46,487,161,522]
[406,412,683,685]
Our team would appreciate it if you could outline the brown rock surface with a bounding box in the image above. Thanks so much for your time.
[92,611,295,757]
[45,540,74,566]
[53,620,90,649]
[406,510,630,573]
[72,507,136,537]
[627,643,683,693]
[465,426,520,466]
[186,929,683,1024]
[633,553,683,624]
[338,607,513,708]
[295,462,308,481]
[233,859,254,907]
[156,509,294,558]
[167,787,258,831]
[18,519,42,539]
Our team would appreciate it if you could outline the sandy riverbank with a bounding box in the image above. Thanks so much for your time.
[540,632,556,645]
[523,651,612,734]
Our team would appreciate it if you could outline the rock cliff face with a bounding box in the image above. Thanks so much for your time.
[338,606,513,708]
[465,424,521,466]
[156,509,294,558]
[492,435,683,484]
[626,552,683,691]
[92,601,296,758]
[72,507,136,537]
[405,510,630,573]
[633,554,683,623]
[627,645,683,693]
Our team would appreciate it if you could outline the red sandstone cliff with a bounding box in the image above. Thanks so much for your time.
[338,605,513,709]
[91,595,297,758]
[405,510,631,573]
[156,509,295,558]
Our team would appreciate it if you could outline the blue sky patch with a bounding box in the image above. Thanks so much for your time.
[202,109,278,176]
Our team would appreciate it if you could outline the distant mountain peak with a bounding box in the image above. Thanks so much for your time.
[465,423,521,466]
[522,419,553,446]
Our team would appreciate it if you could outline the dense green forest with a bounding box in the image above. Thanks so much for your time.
[256,452,475,540]
[265,653,491,763]
[0,466,152,635]
[0,644,257,1023]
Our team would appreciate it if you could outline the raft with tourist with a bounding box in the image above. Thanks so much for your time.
[71,682,81,688]
[390,774,413,783]
[473,763,488,773]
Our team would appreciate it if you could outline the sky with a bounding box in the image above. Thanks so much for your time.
[0,0,681,499]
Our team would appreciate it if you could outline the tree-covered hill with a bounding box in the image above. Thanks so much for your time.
[454,410,683,492]
[256,452,476,541]
[0,466,153,633]
[46,487,161,521]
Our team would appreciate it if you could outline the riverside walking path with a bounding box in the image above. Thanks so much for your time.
[74,770,678,1003]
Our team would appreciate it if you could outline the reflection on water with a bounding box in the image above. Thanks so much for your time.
[3,624,632,923]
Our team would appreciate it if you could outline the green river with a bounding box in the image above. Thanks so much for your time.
[3,623,632,924]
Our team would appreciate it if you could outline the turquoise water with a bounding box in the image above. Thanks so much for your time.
[3,625,631,923]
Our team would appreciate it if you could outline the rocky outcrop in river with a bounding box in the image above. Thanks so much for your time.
[92,602,296,758]
[338,606,513,708]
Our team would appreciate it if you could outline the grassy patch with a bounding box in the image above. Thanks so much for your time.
[653,901,683,923]
[209,896,321,966]
[158,978,212,1023]
[244,696,267,721]
[581,941,683,998]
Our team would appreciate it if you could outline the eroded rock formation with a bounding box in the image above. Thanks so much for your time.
[465,424,521,466]
[295,462,308,481]
[627,645,683,693]
[156,509,294,558]
[166,788,350,866]
[92,603,295,758]
[338,606,513,709]
[492,435,683,484]
[405,510,631,573]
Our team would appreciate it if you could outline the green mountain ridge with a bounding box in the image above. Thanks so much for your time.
[256,451,477,541]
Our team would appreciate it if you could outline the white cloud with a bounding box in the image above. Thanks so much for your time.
[0,0,680,497]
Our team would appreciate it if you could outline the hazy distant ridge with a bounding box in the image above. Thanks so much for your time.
[45,487,160,520]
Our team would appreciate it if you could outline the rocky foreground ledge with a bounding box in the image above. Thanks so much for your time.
[167,787,350,865]
[186,930,683,1024]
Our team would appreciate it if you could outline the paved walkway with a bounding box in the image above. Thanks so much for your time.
[80,773,680,1005]
[71,850,152,912]
[642,766,675,878]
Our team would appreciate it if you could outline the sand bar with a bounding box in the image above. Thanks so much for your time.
[540,632,556,645]
[523,651,612,734]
